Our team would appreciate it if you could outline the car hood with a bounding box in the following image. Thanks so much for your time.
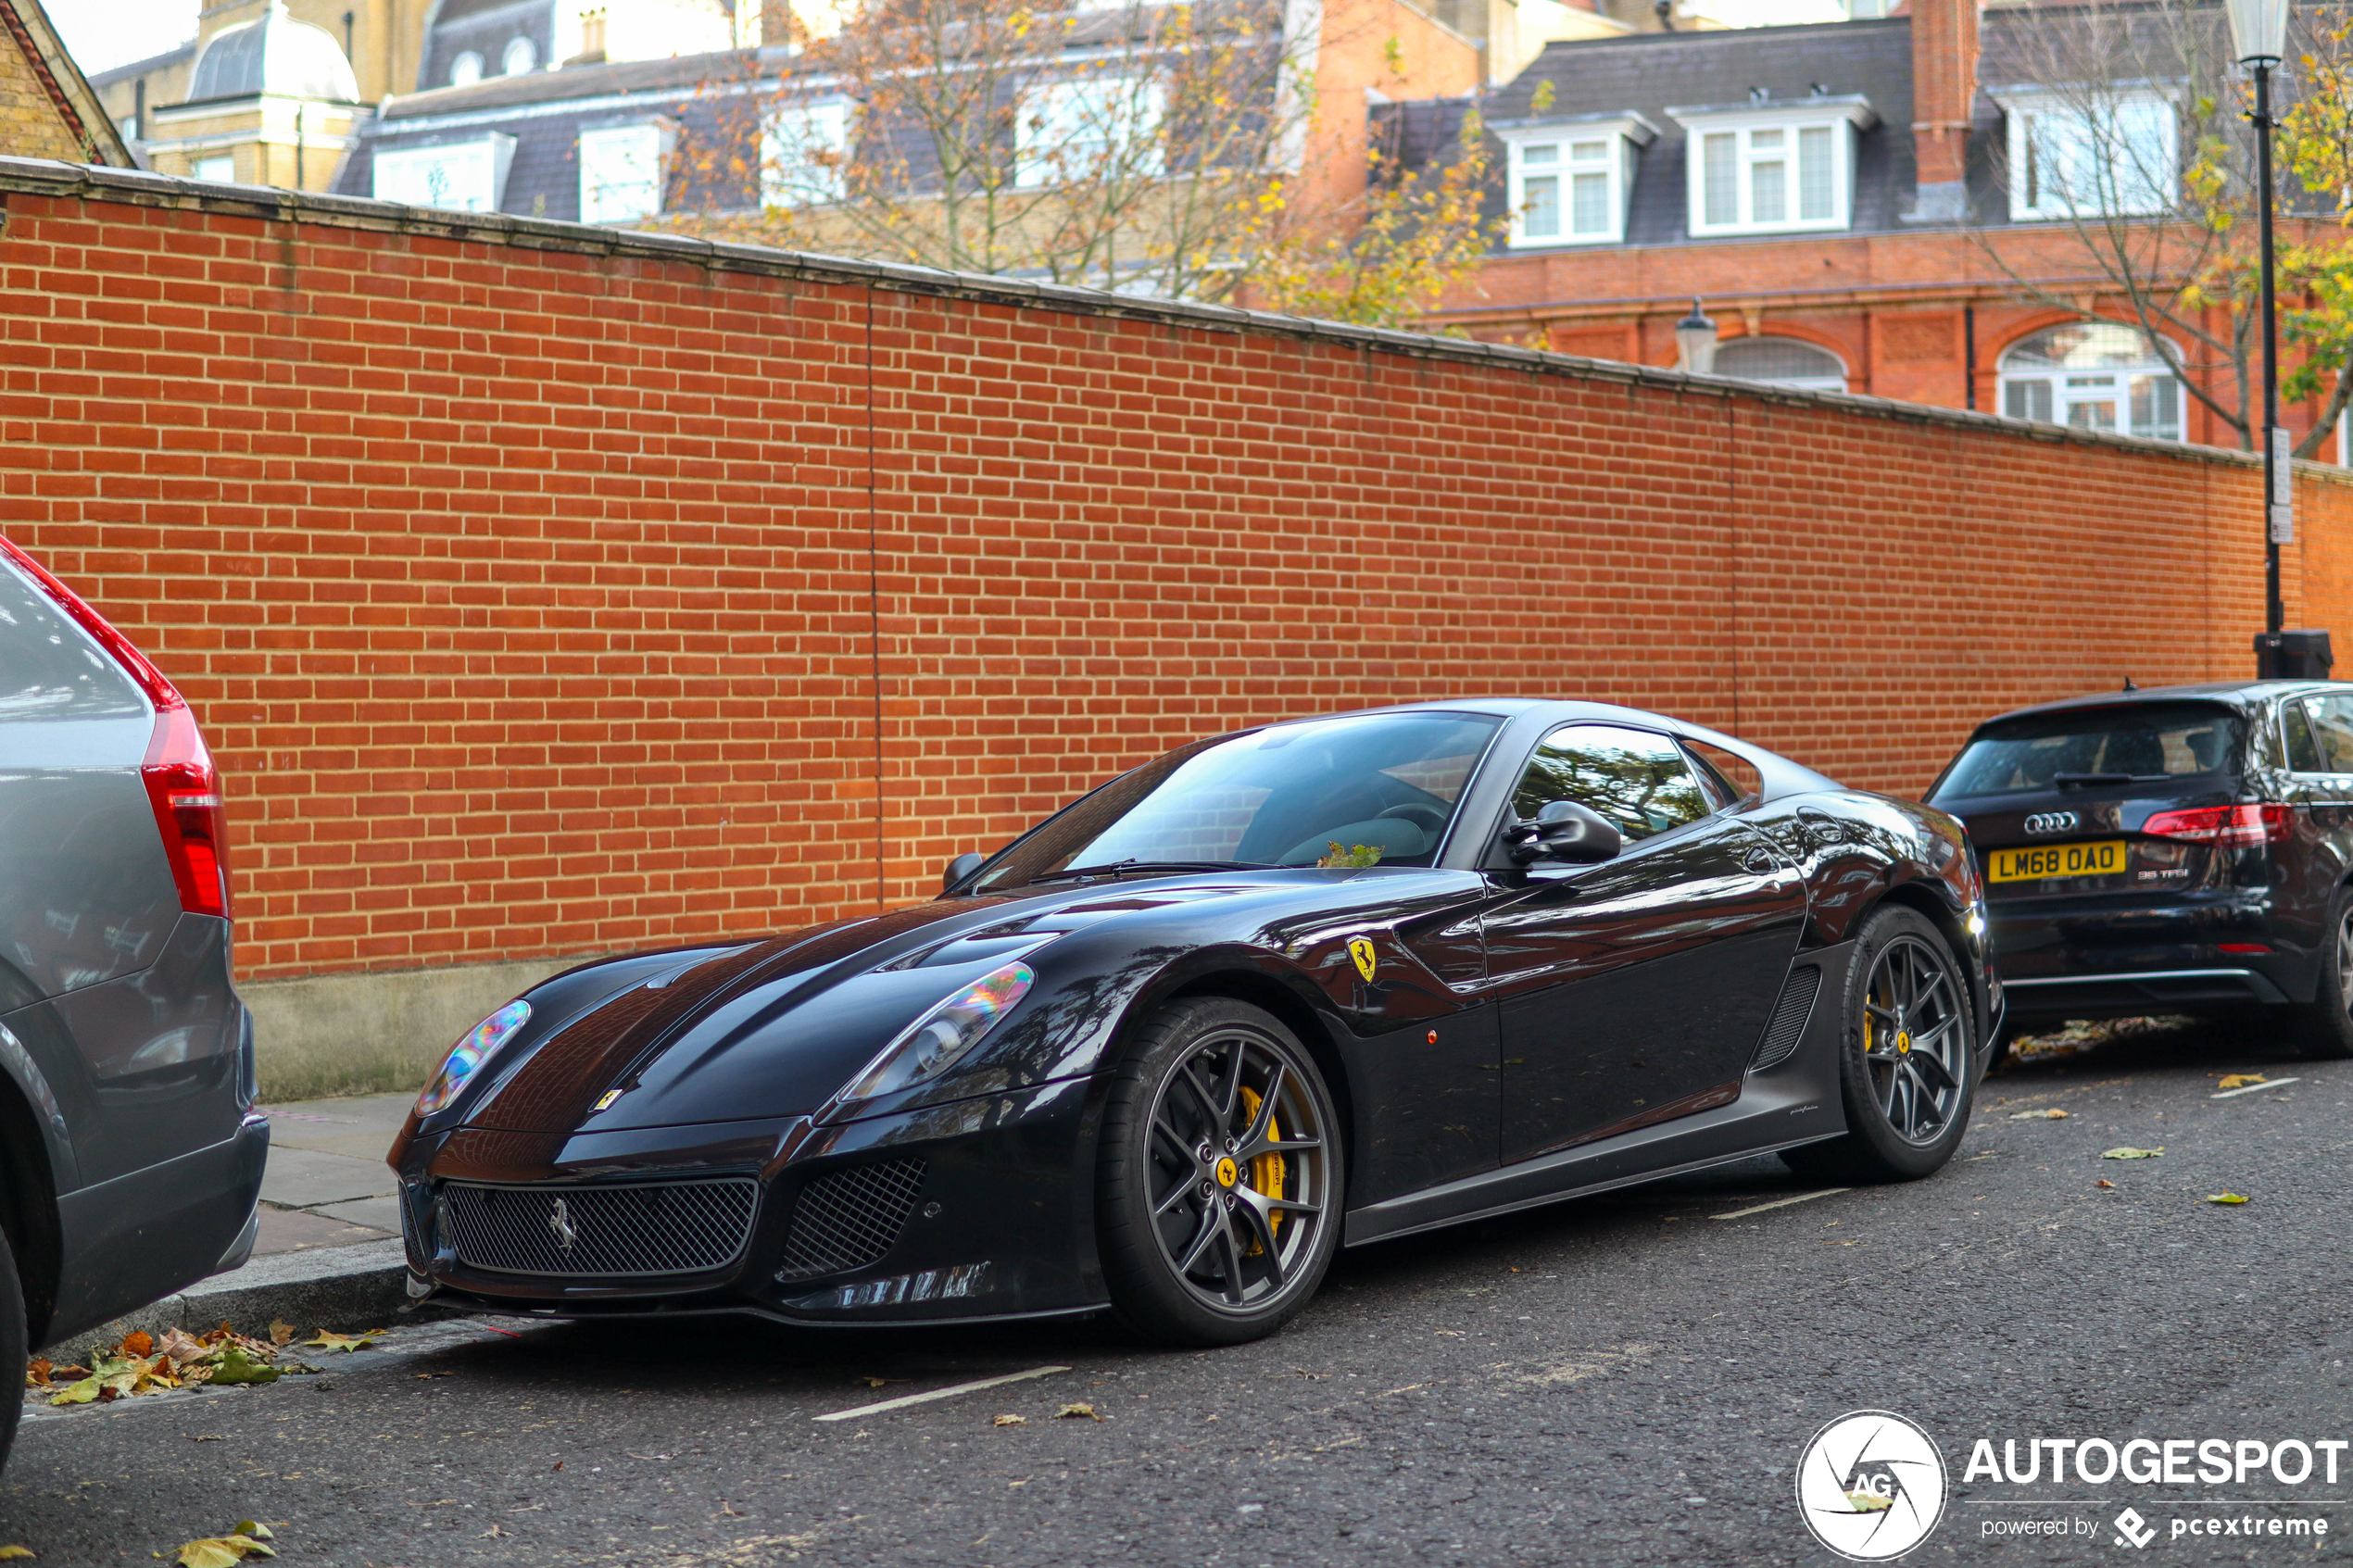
[435,874,1305,1139]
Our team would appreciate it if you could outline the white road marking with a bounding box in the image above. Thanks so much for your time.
[1710,1188,1850,1221]
[2211,1077,2300,1099]
[812,1365,1072,1423]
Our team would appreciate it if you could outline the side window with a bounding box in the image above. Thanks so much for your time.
[2309,696,2353,771]
[0,558,145,721]
[2284,701,2320,772]
[1511,725,1711,844]
[1681,738,1761,805]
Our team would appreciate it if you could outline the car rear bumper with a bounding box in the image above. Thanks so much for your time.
[1999,966,2293,1016]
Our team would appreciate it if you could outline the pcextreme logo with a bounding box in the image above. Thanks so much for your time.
[1796,1411,1950,1561]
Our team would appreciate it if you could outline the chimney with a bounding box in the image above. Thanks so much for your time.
[1905,0,1979,222]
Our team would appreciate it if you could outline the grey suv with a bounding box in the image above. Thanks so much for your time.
[0,536,267,1469]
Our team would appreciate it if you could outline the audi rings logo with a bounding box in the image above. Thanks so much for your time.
[2022,811,2081,836]
[1796,1411,1949,1561]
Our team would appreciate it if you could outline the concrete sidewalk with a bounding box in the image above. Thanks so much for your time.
[251,1092,412,1256]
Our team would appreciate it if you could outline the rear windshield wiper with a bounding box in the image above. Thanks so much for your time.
[1022,859,1272,884]
[2051,771,2145,789]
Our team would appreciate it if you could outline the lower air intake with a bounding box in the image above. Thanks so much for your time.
[774,1157,928,1282]
[1749,966,1822,1073]
[442,1177,758,1277]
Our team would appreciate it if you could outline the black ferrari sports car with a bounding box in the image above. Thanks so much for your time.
[389,701,2001,1345]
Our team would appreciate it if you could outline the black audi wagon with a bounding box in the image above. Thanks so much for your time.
[1927,682,2353,1056]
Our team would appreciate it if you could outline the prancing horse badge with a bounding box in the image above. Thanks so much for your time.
[1348,937,1378,983]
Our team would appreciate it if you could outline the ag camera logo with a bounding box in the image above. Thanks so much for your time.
[1796,1411,1949,1560]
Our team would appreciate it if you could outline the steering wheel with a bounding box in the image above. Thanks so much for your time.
[1376,802,1449,834]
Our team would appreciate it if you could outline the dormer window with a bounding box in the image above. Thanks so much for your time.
[1988,87,2176,221]
[1496,115,1658,249]
[1667,97,1875,237]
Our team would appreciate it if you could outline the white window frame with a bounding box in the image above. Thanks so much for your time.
[1015,74,1166,189]
[1667,99,1875,238]
[193,154,234,182]
[1495,115,1657,249]
[371,134,518,214]
[502,36,537,75]
[1989,85,2178,222]
[578,120,671,226]
[449,50,484,87]
[1996,324,2184,441]
[761,99,852,208]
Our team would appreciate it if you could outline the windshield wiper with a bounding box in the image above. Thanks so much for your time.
[2051,771,2161,789]
[1023,859,1271,884]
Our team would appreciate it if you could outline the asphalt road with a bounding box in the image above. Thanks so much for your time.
[10,1020,2353,1567]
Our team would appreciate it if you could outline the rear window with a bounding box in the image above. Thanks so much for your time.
[0,558,146,721]
[1931,704,2241,800]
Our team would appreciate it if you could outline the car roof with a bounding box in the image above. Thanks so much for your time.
[1969,680,2353,732]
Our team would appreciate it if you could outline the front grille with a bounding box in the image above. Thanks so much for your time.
[442,1177,758,1278]
[1749,966,1822,1073]
[774,1158,927,1282]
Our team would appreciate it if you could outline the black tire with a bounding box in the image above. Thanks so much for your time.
[2296,887,2353,1060]
[1781,906,1978,1184]
[1097,997,1342,1347]
[0,1223,23,1474]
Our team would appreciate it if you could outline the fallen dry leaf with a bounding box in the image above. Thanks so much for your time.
[992,1413,1027,1427]
[2218,1074,2268,1090]
[2009,1108,2070,1120]
[117,1332,153,1359]
[2095,1179,2117,1189]
[2206,1193,2249,1205]
[268,1322,295,1348]
[1053,1403,1103,1422]
[22,1359,48,1388]
[174,1534,272,1568]
[300,1330,384,1353]
[2102,1148,2164,1160]
[0,1546,34,1560]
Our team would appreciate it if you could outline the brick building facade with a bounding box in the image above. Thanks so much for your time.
[0,0,130,166]
[1397,0,2343,458]
[0,157,2342,1012]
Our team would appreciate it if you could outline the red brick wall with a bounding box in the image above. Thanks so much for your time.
[0,163,2336,984]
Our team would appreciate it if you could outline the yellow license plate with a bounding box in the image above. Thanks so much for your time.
[1988,840,2128,883]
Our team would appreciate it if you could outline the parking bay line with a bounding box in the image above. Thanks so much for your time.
[2212,1077,2300,1099]
[813,1365,1073,1423]
[1710,1188,1850,1221]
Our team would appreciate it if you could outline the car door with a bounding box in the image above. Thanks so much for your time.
[1481,723,1808,1163]
[2277,694,2353,955]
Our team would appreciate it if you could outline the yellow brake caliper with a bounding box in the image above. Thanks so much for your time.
[1236,1085,1286,1255]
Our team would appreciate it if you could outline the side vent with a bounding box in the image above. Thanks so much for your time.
[774,1157,928,1282]
[1749,966,1822,1073]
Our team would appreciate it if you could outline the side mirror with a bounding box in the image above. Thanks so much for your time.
[1505,800,1623,866]
[941,851,986,892]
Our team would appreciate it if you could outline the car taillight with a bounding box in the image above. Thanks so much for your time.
[2140,804,2295,847]
[144,703,230,918]
[0,534,231,918]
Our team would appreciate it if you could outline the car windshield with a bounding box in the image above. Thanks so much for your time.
[973,711,1505,890]
[1931,703,2242,799]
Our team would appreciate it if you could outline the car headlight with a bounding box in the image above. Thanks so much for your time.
[842,960,1034,1106]
[415,999,532,1116]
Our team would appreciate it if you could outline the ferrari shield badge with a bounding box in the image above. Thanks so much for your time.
[1348,937,1378,983]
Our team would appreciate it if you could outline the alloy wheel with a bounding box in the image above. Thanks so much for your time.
[1143,1028,1327,1311]
[1861,934,1966,1145]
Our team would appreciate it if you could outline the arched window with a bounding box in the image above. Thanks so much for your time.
[1714,335,1848,394]
[502,37,536,74]
[1998,321,2183,440]
[449,50,484,86]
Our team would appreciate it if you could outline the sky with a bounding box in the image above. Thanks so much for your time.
[50,0,198,79]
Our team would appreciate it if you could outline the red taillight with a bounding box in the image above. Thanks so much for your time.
[2140,804,2296,847]
[143,704,230,919]
[0,534,230,919]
